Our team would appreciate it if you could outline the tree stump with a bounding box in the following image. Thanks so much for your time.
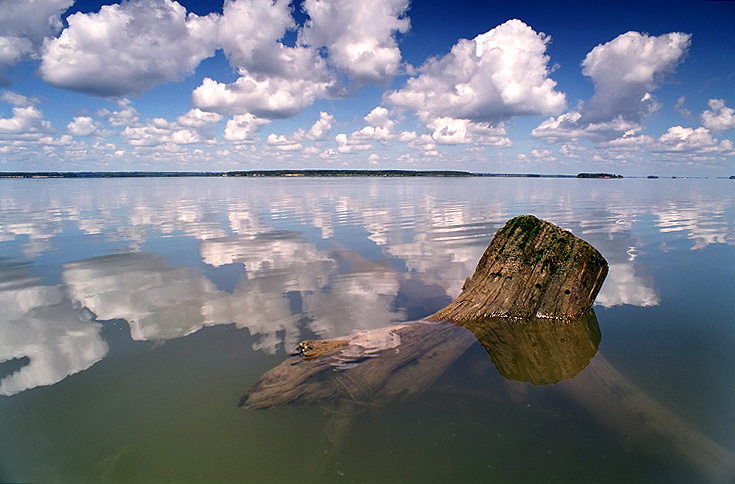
[427,214,608,322]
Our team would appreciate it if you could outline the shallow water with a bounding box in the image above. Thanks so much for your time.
[0,176,733,483]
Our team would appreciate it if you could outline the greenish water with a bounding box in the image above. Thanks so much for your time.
[1,177,733,483]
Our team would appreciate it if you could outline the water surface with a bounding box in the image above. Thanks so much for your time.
[1,177,734,482]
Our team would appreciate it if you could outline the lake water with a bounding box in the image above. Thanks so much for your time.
[0,176,733,483]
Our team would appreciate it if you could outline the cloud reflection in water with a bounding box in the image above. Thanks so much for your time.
[1,177,733,394]
[0,261,108,396]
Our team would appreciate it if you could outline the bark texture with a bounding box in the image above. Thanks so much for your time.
[428,215,608,322]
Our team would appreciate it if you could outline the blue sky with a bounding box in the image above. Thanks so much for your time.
[1,0,734,176]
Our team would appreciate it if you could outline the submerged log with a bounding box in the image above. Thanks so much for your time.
[240,215,734,482]
[243,215,607,410]
[428,214,608,322]
[559,354,735,483]
[241,322,477,409]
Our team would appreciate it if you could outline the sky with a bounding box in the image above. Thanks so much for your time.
[0,0,734,176]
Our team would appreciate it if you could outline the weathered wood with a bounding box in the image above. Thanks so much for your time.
[239,215,734,482]
[241,322,477,409]
[428,215,608,322]
[243,215,608,409]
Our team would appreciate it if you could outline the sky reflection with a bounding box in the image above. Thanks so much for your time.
[0,177,733,394]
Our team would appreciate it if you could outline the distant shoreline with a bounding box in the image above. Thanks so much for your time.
[0,170,729,179]
[0,169,560,179]
[0,170,479,179]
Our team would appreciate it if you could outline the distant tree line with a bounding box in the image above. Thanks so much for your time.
[0,170,478,179]
[576,173,624,179]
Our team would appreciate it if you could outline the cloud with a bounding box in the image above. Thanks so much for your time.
[336,133,373,153]
[223,113,270,143]
[402,134,440,156]
[0,0,73,82]
[266,133,303,151]
[175,107,222,129]
[428,117,511,146]
[386,19,566,126]
[531,148,555,161]
[0,37,33,80]
[331,107,400,153]
[533,31,691,142]
[299,0,410,86]
[121,108,222,146]
[0,92,53,142]
[653,126,734,155]
[674,96,691,118]
[351,106,397,141]
[304,111,334,141]
[701,99,735,132]
[192,72,332,118]
[96,98,140,127]
[189,0,412,118]
[0,91,37,107]
[191,0,336,118]
[67,116,99,136]
[532,111,643,143]
[261,111,335,153]
[580,31,690,124]
[328,104,508,156]
[39,0,219,96]
[218,0,294,72]
[0,105,51,139]
[28,0,411,125]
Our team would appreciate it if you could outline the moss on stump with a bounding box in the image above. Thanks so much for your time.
[428,215,608,322]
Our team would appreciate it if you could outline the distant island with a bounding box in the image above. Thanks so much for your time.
[0,170,624,179]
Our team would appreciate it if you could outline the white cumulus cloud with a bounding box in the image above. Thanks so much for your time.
[38,0,219,96]
[192,71,332,119]
[654,125,734,155]
[121,108,222,146]
[0,98,51,139]
[223,113,270,143]
[97,98,140,127]
[701,99,735,132]
[299,0,410,86]
[386,19,566,125]
[533,31,691,143]
[266,133,303,151]
[67,116,99,136]
[336,133,373,153]
[332,106,402,153]
[192,0,335,118]
[580,31,691,124]
[305,111,334,141]
[428,117,511,146]
[218,0,294,72]
[351,106,397,141]
[194,0,412,118]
